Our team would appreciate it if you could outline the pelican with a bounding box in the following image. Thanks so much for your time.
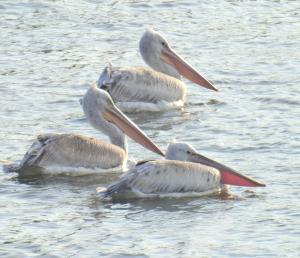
[99,142,265,199]
[5,86,164,174]
[98,28,217,113]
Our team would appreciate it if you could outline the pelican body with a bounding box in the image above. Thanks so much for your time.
[100,142,265,199]
[6,86,164,174]
[98,29,217,113]
[17,133,128,173]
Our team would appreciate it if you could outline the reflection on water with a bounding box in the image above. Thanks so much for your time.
[1,0,299,257]
[15,170,122,187]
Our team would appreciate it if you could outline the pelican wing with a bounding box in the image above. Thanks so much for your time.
[98,66,186,103]
[20,133,126,170]
[104,160,221,197]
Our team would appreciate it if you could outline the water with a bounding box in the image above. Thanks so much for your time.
[1,0,299,257]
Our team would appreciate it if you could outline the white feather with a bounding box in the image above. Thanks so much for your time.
[98,66,186,113]
[101,160,221,199]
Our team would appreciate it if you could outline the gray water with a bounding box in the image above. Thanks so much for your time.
[1,0,300,257]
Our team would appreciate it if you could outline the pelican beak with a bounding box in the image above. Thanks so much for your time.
[189,152,265,187]
[103,105,165,157]
[160,47,218,91]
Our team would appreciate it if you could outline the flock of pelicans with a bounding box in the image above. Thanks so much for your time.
[6,29,265,200]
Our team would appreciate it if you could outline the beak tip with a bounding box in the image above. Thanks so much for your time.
[159,150,165,157]
[209,83,218,92]
[251,180,266,187]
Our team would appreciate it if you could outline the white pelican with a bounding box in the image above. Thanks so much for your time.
[98,29,217,113]
[5,86,164,174]
[99,142,265,199]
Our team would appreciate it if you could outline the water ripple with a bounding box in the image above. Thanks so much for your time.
[0,0,299,257]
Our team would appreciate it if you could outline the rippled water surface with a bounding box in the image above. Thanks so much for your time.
[1,0,300,257]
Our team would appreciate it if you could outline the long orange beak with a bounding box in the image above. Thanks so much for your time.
[160,47,218,91]
[103,105,165,157]
[189,152,265,187]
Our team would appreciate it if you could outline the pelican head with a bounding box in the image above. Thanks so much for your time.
[83,85,164,156]
[165,142,198,161]
[139,28,217,91]
[166,142,265,187]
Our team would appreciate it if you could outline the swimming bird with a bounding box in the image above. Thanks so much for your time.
[98,29,217,113]
[5,86,164,174]
[99,142,265,199]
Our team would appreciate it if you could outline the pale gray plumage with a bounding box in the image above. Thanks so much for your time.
[83,85,128,153]
[102,159,221,198]
[139,29,180,79]
[98,66,185,103]
[7,86,148,173]
[8,87,128,172]
[165,142,199,161]
[20,133,125,170]
[9,85,164,173]
[100,141,265,198]
[101,142,224,199]
[98,29,191,112]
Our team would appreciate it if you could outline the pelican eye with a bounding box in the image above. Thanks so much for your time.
[187,150,197,156]
[161,41,166,47]
[101,84,108,91]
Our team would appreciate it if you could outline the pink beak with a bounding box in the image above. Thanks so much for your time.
[103,105,165,157]
[161,47,218,91]
[189,152,265,187]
